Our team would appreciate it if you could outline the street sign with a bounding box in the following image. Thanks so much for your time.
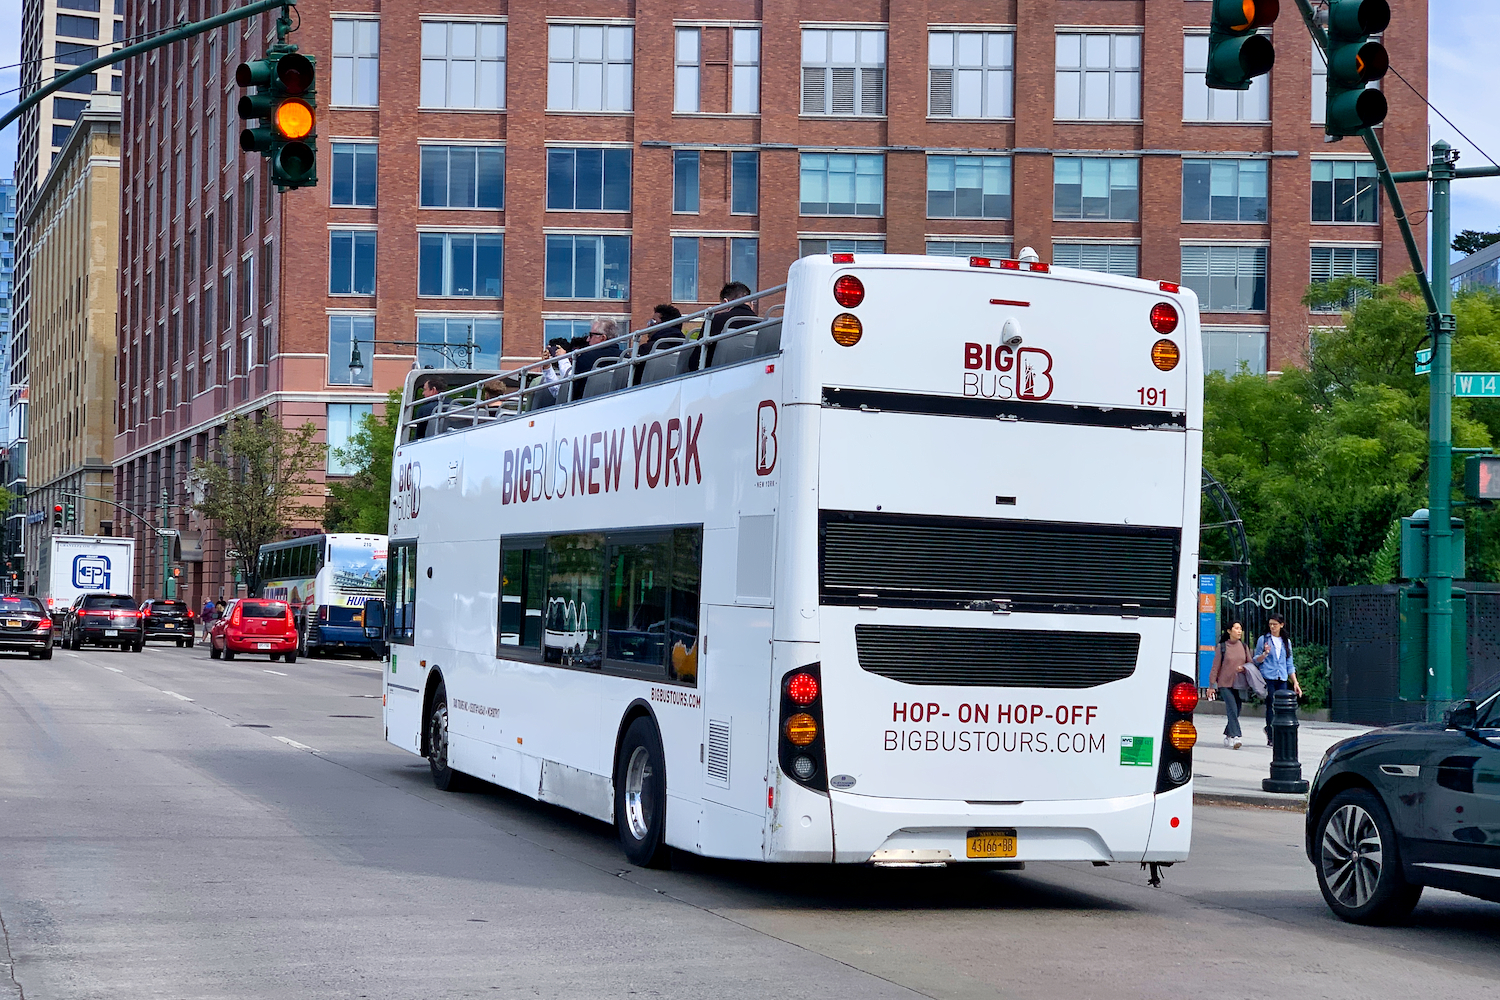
[1197,574,1218,688]
[1415,348,1432,375]
[1454,373,1500,397]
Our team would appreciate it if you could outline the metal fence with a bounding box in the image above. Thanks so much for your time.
[1219,586,1331,652]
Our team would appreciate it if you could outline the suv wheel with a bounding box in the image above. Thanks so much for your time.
[1315,788,1423,924]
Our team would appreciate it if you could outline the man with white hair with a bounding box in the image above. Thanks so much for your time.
[574,316,623,375]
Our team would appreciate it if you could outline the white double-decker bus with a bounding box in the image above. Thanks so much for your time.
[381,251,1203,870]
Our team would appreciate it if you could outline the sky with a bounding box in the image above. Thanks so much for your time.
[0,1,1497,248]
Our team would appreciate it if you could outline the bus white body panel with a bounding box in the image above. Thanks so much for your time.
[384,253,1201,866]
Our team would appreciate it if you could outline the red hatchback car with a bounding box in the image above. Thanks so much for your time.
[208,598,299,662]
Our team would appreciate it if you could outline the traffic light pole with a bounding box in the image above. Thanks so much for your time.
[0,0,294,134]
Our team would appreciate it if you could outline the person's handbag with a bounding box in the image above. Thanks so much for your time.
[1242,663,1268,698]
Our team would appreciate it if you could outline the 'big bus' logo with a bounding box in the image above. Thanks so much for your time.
[961,342,1054,401]
[755,401,778,475]
[396,461,421,520]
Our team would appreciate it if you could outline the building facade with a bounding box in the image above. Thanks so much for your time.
[0,179,16,591]
[1453,241,1500,295]
[21,95,122,594]
[116,0,1428,601]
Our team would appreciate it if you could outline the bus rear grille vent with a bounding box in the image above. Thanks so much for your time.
[706,719,732,786]
[855,625,1140,689]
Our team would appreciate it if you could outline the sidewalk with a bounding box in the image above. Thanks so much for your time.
[1193,718,1372,812]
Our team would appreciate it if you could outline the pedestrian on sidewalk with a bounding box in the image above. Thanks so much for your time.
[1253,614,1302,745]
[200,598,216,640]
[1209,621,1253,749]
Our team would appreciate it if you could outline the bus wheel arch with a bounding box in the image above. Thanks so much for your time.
[421,668,447,759]
[612,702,670,869]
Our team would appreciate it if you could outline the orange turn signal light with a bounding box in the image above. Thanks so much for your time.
[1151,339,1181,372]
[831,313,863,347]
[1168,719,1198,752]
[785,713,818,746]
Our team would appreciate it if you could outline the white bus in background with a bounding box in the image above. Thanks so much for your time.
[257,533,387,658]
[380,251,1203,872]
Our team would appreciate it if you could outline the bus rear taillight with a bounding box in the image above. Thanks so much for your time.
[833,274,865,307]
[1150,301,1179,334]
[1157,670,1197,792]
[778,664,828,792]
[831,313,863,347]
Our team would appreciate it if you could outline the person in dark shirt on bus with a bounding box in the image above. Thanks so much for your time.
[707,281,757,339]
[410,374,448,439]
[575,317,623,375]
[639,304,684,354]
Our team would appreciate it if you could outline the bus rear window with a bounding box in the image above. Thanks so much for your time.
[241,601,289,619]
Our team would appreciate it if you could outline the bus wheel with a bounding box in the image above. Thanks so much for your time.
[615,717,670,869]
[427,680,470,792]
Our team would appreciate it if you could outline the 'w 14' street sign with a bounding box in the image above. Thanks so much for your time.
[1454,373,1500,397]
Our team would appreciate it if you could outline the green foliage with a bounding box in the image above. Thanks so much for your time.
[1453,229,1500,256]
[1204,279,1500,588]
[1297,643,1330,711]
[324,391,401,535]
[1367,520,1401,586]
[192,413,325,595]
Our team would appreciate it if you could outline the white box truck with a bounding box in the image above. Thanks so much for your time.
[39,535,138,615]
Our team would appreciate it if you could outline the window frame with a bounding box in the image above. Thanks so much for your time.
[387,539,417,644]
[331,16,380,108]
[543,233,632,300]
[1052,157,1139,222]
[328,228,377,296]
[330,141,378,208]
[415,314,503,369]
[1202,325,1269,377]
[1054,31,1141,122]
[1311,159,1379,225]
[672,236,699,302]
[1052,242,1141,278]
[926,153,1012,220]
[1181,158,1269,224]
[419,19,507,111]
[799,151,885,217]
[419,144,506,210]
[547,23,635,114]
[800,26,887,118]
[545,146,632,213]
[673,150,700,214]
[327,401,375,476]
[1309,244,1380,312]
[730,150,759,215]
[327,313,375,386]
[416,231,505,298]
[927,28,1015,120]
[1181,243,1270,313]
[1182,32,1269,124]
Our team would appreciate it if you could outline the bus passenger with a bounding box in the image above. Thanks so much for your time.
[575,318,623,375]
[707,281,756,339]
[640,304,684,354]
[410,374,448,439]
[533,339,573,409]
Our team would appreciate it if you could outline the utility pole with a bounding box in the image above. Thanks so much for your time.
[160,489,170,600]
[1426,142,1457,717]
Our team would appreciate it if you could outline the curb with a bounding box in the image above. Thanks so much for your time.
[1195,789,1307,812]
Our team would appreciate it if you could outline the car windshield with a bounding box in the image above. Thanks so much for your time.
[84,596,139,610]
[0,596,44,614]
[241,601,288,619]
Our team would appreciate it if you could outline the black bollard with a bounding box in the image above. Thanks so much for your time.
[1262,688,1309,794]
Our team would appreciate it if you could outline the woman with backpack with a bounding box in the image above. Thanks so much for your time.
[1209,621,1253,748]
[1253,614,1302,745]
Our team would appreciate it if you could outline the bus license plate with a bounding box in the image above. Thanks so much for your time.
[966,829,1018,859]
[257,642,272,650]
[104,629,118,637]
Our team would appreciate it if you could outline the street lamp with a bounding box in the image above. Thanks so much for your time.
[347,337,477,380]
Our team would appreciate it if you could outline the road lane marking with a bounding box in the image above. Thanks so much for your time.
[160,690,194,702]
[263,669,287,676]
[274,736,319,753]
[104,667,123,673]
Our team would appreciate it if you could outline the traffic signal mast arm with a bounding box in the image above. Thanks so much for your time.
[0,0,294,134]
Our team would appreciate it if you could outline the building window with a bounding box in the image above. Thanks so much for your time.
[732,28,760,114]
[420,146,505,209]
[672,237,699,301]
[329,230,376,295]
[239,256,253,319]
[673,151,699,213]
[55,41,97,65]
[57,12,98,36]
[417,233,503,297]
[328,314,373,386]
[1183,159,1268,222]
[51,124,74,146]
[327,402,374,475]
[928,30,1014,118]
[730,237,758,290]
[675,28,700,113]
[53,97,88,120]
[1053,158,1138,221]
[1312,161,1378,223]
[330,142,377,208]
[544,319,593,343]
[731,151,758,214]
[546,147,631,212]
[1203,329,1268,377]
[801,28,885,116]
[800,152,884,216]
[1053,243,1140,277]
[800,238,885,257]
[420,22,505,109]
[927,155,1011,219]
[544,234,630,300]
[1182,245,1268,312]
[416,315,502,369]
[927,239,1013,258]
[1183,35,1268,122]
[547,24,633,113]
[1310,245,1380,311]
[332,19,379,107]
[1055,33,1140,120]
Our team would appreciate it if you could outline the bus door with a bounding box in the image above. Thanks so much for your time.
[700,602,773,856]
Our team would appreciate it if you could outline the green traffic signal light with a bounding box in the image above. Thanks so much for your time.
[65,503,75,524]
[1324,0,1391,136]
[1206,0,1280,91]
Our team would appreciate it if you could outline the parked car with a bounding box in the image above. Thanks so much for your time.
[208,598,299,662]
[59,593,144,651]
[1306,688,1500,924]
[0,595,54,658]
[140,598,195,647]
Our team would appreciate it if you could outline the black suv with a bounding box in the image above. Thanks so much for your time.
[0,595,54,658]
[61,593,145,651]
[141,598,195,647]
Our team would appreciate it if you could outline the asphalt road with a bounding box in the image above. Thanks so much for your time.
[1,643,1497,1000]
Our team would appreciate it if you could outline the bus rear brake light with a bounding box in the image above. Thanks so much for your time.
[831,253,854,263]
[785,713,818,746]
[833,274,865,308]
[1168,720,1197,751]
[1170,681,1198,713]
[1150,302,1180,334]
[787,672,819,705]
[831,313,863,347]
[1159,280,1181,293]
[1151,339,1181,372]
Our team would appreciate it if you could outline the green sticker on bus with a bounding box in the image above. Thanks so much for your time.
[1120,735,1154,766]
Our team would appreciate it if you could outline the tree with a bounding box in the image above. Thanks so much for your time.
[324,390,401,534]
[1452,229,1500,256]
[192,413,326,594]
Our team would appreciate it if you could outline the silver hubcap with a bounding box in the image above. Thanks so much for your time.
[623,745,655,841]
[1322,803,1384,908]
[430,703,450,769]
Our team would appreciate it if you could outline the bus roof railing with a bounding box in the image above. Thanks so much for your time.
[399,283,787,441]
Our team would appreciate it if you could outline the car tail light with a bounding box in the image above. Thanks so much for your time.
[1150,301,1180,334]
[229,605,243,626]
[318,606,329,622]
[830,313,863,347]
[778,664,828,792]
[832,274,865,308]
[186,610,195,620]
[1151,339,1181,372]
[1157,670,1197,793]
[39,619,52,631]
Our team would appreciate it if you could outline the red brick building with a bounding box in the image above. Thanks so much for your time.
[114,0,1428,603]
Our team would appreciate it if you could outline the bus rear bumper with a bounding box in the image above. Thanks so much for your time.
[823,787,1190,865]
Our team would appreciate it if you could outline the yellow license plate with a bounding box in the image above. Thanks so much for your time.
[4,620,19,628]
[966,829,1018,859]
[164,623,175,628]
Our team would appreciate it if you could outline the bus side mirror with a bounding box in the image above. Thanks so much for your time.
[363,599,386,638]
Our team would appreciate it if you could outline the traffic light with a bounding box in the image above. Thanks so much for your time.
[236,45,318,190]
[52,504,63,531]
[1206,0,1280,91]
[65,503,75,525]
[1324,0,1389,136]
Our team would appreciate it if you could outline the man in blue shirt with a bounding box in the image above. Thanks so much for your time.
[1254,614,1302,745]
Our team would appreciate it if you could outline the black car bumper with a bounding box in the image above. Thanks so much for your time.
[0,634,51,651]
[144,623,193,640]
[75,627,145,644]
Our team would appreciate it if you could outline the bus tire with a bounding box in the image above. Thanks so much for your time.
[615,716,670,869]
[427,680,471,792]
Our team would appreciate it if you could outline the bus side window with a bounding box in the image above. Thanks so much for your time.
[604,535,671,671]
[668,527,703,686]
[543,533,605,669]
[388,541,417,644]
[498,544,545,653]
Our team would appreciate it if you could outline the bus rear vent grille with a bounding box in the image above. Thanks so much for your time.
[706,719,732,786]
[854,625,1140,688]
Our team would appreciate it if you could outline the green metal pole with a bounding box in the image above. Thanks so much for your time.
[161,489,170,601]
[1428,140,1457,721]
